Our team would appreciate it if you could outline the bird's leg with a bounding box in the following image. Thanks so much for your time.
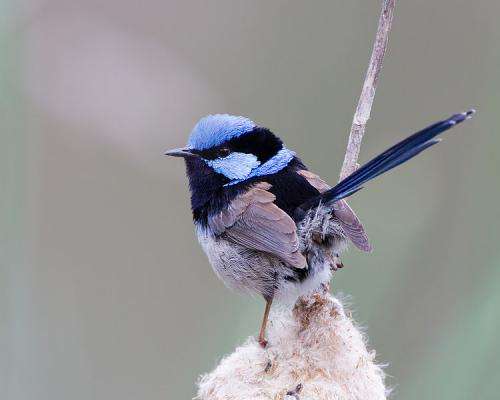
[258,298,273,348]
[333,253,344,270]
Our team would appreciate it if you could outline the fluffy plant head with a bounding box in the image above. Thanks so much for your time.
[188,114,256,151]
[197,292,388,400]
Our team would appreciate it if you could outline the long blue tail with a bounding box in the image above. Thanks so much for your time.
[295,110,475,219]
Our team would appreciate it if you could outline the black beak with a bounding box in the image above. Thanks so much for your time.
[164,147,199,158]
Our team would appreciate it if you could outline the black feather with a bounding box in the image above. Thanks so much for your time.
[294,110,475,220]
[194,127,283,163]
[188,156,320,227]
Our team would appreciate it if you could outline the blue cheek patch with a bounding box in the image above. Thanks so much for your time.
[205,152,261,181]
[224,148,296,186]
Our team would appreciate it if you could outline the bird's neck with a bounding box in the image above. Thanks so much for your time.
[185,158,224,210]
[185,157,249,227]
[185,156,319,227]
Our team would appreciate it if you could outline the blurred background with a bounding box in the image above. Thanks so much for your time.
[1,1,499,399]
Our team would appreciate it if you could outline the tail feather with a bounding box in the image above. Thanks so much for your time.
[294,109,475,220]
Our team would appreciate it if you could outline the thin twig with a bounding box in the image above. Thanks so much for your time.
[340,0,396,180]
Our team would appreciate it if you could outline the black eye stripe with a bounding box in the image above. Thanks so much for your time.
[228,128,283,162]
[197,127,283,162]
[195,148,221,160]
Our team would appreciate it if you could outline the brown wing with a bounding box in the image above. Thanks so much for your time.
[208,182,307,268]
[297,170,372,252]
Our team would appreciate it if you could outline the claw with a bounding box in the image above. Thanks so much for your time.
[330,254,344,271]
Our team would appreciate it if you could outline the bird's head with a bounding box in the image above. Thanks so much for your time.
[165,114,296,188]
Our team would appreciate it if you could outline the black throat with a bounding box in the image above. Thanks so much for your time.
[186,156,320,228]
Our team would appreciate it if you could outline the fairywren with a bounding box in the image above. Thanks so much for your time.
[166,110,474,347]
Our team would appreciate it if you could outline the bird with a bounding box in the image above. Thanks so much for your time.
[165,109,475,347]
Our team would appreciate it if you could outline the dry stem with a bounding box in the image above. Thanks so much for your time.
[340,0,396,180]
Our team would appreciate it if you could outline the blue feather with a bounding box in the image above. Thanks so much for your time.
[295,110,475,216]
[188,114,255,150]
[225,148,296,186]
[206,152,261,180]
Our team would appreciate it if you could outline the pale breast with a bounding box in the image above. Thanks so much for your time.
[195,213,347,302]
[196,226,286,299]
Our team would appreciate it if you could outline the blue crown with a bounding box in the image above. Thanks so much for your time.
[187,114,256,150]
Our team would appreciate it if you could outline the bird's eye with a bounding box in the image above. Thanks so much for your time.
[218,147,231,157]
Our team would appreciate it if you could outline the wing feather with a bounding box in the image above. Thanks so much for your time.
[208,182,307,268]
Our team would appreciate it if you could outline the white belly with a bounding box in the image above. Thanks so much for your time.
[195,219,342,303]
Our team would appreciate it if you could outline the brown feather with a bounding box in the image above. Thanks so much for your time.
[208,182,307,268]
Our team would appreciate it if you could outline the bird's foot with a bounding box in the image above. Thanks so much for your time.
[258,337,268,348]
[328,253,344,271]
[311,231,324,244]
